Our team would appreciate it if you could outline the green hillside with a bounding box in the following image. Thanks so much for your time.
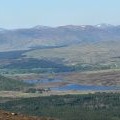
[1,41,120,74]
[0,75,31,91]
[24,41,120,71]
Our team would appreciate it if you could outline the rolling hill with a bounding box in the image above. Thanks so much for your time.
[1,24,120,73]
[1,24,120,52]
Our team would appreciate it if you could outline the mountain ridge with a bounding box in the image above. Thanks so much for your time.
[0,24,120,52]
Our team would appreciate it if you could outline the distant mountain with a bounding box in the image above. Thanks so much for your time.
[0,24,120,52]
[95,23,115,28]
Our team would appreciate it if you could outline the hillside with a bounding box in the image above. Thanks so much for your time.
[0,75,31,91]
[1,24,120,52]
[24,41,119,63]
[1,40,120,74]
[24,41,120,70]
[1,24,120,74]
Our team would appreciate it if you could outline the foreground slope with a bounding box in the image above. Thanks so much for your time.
[0,110,56,120]
[1,93,120,120]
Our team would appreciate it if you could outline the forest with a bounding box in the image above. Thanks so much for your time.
[0,93,120,120]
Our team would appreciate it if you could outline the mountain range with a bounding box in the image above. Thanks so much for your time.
[0,24,120,52]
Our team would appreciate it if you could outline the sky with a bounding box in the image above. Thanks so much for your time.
[0,0,120,29]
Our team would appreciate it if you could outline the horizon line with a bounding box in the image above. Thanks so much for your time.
[0,23,119,30]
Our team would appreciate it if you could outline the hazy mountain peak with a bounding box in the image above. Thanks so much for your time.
[0,24,120,52]
[33,25,52,29]
[0,28,6,32]
[57,25,93,30]
[57,25,78,29]
[95,23,114,28]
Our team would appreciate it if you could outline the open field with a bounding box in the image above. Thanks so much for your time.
[61,70,120,86]
[0,90,96,99]
[6,69,120,87]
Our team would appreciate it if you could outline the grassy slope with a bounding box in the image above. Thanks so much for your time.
[24,41,120,69]
[0,75,31,91]
[1,41,120,74]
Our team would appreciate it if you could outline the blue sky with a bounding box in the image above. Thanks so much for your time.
[0,0,120,28]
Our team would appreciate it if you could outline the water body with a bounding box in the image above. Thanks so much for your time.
[52,84,120,91]
[23,79,120,91]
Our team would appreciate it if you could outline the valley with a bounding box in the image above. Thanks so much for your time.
[1,25,120,119]
[1,0,120,119]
